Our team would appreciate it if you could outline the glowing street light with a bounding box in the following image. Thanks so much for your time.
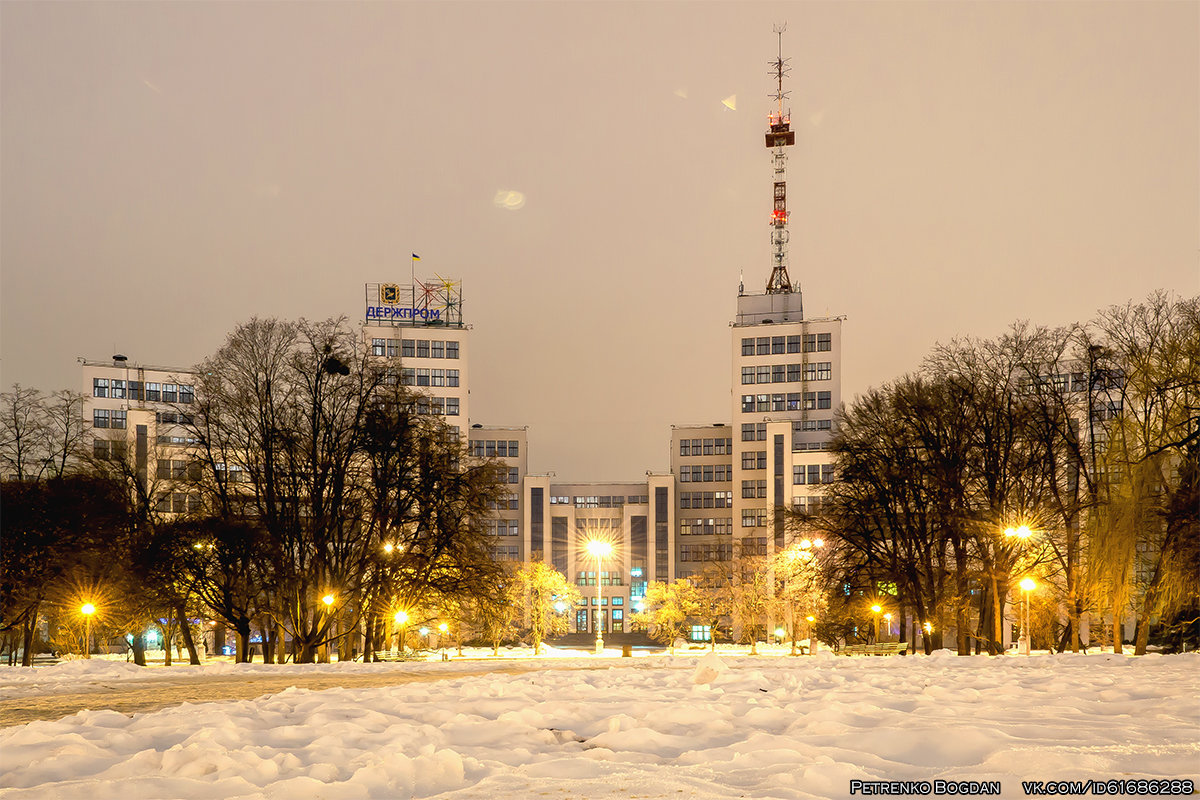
[394,610,409,655]
[437,621,449,660]
[586,539,613,654]
[1018,577,1036,655]
[883,612,893,643]
[774,626,786,644]
[871,604,882,644]
[80,603,96,659]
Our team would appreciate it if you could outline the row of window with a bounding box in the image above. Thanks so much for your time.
[93,439,127,460]
[794,441,831,451]
[741,391,832,413]
[157,434,200,446]
[487,520,520,537]
[795,464,835,485]
[741,509,768,528]
[741,333,832,356]
[371,338,460,359]
[740,362,832,385]
[156,492,202,514]
[574,518,621,530]
[742,479,767,498]
[555,495,645,507]
[576,571,625,587]
[503,467,520,484]
[741,537,769,556]
[401,368,460,387]
[742,420,834,441]
[487,493,520,510]
[156,459,201,481]
[415,397,460,416]
[93,379,194,403]
[680,543,732,562]
[469,439,520,458]
[678,438,733,457]
[1019,371,1124,394]
[157,411,194,425]
[741,451,767,470]
[679,518,734,536]
[678,491,733,509]
[678,464,731,483]
[795,419,833,432]
[490,545,520,561]
[793,496,828,513]
[92,409,127,429]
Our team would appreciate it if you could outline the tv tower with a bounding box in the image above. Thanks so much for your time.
[765,25,797,297]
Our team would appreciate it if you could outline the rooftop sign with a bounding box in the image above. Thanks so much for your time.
[365,280,463,327]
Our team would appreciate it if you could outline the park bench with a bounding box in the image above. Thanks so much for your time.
[371,649,406,662]
[842,641,908,656]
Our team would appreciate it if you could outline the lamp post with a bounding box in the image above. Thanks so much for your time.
[883,613,893,643]
[586,539,613,654]
[321,593,335,663]
[1018,578,1036,655]
[80,603,96,659]
[394,610,408,656]
[870,604,882,644]
[437,622,449,661]
[806,615,817,655]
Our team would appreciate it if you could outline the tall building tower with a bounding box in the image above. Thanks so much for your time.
[363,276,470,441]
[730,28,844,559]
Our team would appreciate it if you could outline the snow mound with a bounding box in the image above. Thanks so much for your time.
[691,652,728,685]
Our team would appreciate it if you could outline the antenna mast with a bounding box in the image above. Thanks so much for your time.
[765,24,797,296]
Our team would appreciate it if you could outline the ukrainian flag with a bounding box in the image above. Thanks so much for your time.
[412,253,421,260]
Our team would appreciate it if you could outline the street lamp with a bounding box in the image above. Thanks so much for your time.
[1018,577,1036,655]
[774,626,786,645]
[394,610,409,655]
[883,612,893,643]
[586,539,613,654]
[320,593,335,663]
[437,621,449,660]
[870,604,882,643]
[80,603,96,659]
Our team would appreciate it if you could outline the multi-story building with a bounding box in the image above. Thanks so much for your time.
[80,356,203,514]
[364,279,470,442]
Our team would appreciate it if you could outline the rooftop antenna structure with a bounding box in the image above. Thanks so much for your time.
[765,24,798,300]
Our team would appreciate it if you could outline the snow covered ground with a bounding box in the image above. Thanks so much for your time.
[1,649,1196,799]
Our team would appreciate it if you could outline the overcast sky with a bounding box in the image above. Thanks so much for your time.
[2,1,1196,481]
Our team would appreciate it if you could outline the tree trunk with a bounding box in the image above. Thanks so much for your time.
[1112,607,1123,655]
[176,604,201,664]
[234,621,251,663]
[276,623,288,663]
[1067,525,1081,652]
[21,605,38,667]
[161,621,174,666]
[954,542,970,655]
[131,632,148,666]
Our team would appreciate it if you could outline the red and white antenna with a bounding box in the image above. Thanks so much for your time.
[765,24,797,297]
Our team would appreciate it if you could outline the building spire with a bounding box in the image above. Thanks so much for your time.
[765,24,797,296]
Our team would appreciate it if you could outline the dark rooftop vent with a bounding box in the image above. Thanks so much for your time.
[112,354,128,363]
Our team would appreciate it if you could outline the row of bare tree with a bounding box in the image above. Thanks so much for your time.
[1,317,510,664]
[815,292,1198,654]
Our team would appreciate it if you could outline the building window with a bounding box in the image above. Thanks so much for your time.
[715,438,730,455]
[110,380,126,399]
[787,364,802,382]
[446,398,460,416]
[401,368,416,386]
[741,509,766,528]
[92,378,109,398]
[741,338,755,356]
[756,394,770,412]
[681,439,691,455]
[817,332,831,351]
[180,385,195,404]
[431,341,445,358]
[756,337,770,355]
[808,465,821,484]
[818,391,832,410]
[804,392,817,410]
[508,440,519,456]
[772,336,785,354]
[756,365,771,384]
[111,410,127,430]
[146,383,161,402]
[446,341,459,359]
[741,480,757,499]
[447,369,460,387]
[742,395,755,413]
[822,465,835,483]
[787,393,801,411]
[508,467,520,484]
[815,362,832,381]
[93,409,110,428]
[431,369,445,387]
[787,335,802,353]
[402,339,415,357]
[793,465,805,485]
[741,367,755,385]
[372,338,386,357]
[772,364,786,383]
[416,340,430,358]
[162,384,178,403]
[386,339,400,358]
[741,424,755,442]
[417,369,430,386]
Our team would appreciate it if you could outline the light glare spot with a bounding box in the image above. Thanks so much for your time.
[493,190,526,211]
[722,94,737,111]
